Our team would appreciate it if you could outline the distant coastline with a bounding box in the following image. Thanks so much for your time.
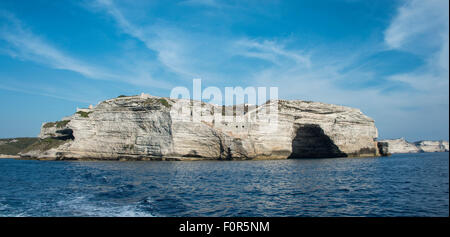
[379,138,449,154]
[0,137,38,159]
[0,154,20,159]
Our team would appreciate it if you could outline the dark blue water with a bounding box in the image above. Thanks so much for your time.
[0,153,448,217]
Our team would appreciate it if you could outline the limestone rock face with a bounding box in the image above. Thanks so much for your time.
[21,95,382,160]
[379,138,421,153]
[380,138,449,154]
[414,140,449,153]
[39,121,73,140]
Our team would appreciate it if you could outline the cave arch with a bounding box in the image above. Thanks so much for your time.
[288,124,347,158]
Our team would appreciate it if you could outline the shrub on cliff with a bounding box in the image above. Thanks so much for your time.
[158,98,171,108]
[143,98,171,108]
[43,120,70,128]
[76,111,92,118]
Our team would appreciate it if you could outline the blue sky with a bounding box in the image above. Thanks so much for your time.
[0,0,448,141]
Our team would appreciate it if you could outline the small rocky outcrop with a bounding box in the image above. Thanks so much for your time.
[377,142,390,156]
[379,138,421,153]
[414,140,449,153]
[20,94,384,160]
[380,138,449,154]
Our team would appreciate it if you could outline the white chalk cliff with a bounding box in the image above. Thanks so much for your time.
[21,94,383,160]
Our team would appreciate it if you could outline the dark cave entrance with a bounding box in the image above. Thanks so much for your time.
[288,124,347,158]
[55,128,74,140]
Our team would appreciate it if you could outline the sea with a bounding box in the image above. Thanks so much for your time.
[0,152,448,217]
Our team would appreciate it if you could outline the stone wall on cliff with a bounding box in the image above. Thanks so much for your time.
[20,95,381,160]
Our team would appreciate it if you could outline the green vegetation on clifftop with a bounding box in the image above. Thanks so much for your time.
[43,120,70,128]
[21,138,68,153]
[0,138,39,155]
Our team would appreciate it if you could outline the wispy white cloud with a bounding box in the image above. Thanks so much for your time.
[89,0,312,82]
[384,0,448,52]
[0,82,93,104]
[0,10,172,90]
[91,0,147,41]
[89,0,437,96]
[89,0,202,79]
[384,0,448,92]
[232,39,311,68]
[0,11,115,80]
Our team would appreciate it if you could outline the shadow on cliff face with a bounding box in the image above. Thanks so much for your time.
[55,128,75,140]
[288,124,347,158]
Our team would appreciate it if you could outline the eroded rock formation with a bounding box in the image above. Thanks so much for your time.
[379,138,421,153]
[414,140,449,153]
[380,138,449,154]
[20,95,383,160]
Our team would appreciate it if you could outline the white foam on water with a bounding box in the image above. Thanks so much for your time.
[56,195,155,217]
[0,200,29,217]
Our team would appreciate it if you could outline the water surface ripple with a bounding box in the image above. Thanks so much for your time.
[0,153,448,216]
